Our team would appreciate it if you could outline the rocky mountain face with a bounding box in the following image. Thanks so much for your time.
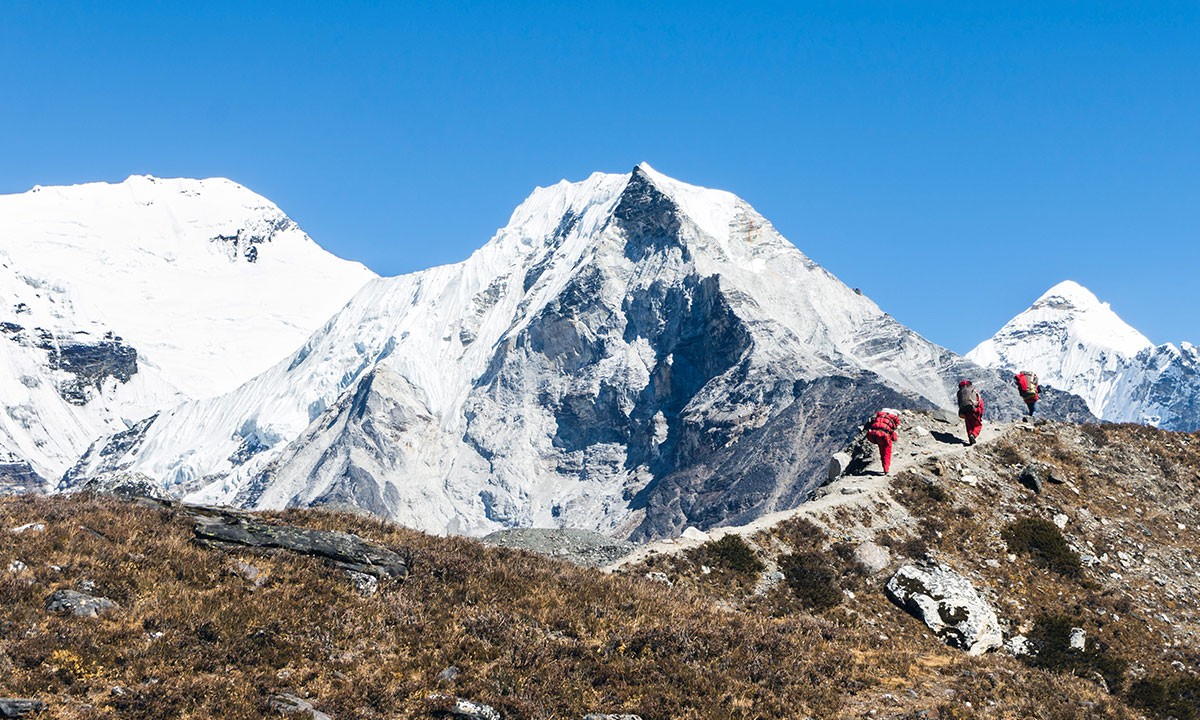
[0,176,375,489]
[65,165,1093,540]
[968,281,1200,431]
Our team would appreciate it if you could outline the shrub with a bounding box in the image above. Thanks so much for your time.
[1020,614,1127,693]
[778,552,842,611]
[1126,673,1200,720]
[1002,517,1082,577]
[701,534,765,575]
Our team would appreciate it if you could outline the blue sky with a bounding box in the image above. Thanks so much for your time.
[3,2,1197,353]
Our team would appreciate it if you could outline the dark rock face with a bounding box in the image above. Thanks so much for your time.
[37,335,138,405]
[0,459,46,495]
[630,374,927,540]
[612,165,685,261]
[60,414,159,489]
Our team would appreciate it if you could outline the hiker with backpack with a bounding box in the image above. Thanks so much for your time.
[957,379,984,445]
[865,408,901,475]
[1014,370,1040,416]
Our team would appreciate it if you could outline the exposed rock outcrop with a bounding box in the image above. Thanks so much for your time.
[885,563,1003,655]
[44,589,118,618]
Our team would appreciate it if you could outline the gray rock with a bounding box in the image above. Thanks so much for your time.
[885,563,1002,655]
[1018,464,1043,494]
[436,666,459,683]
[429,695,501,720]
[268,693,332,720]
[583,715,644,720]
[853,541,891,575]
[346,570,378,596]
[0,699,46,718]
[181,502,408,580]
[828,452,852,481]
[44,588,117,618]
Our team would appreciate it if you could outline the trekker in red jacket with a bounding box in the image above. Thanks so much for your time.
[956,379,984,445]
[1014,370,1040,416]
[865,408,901,474]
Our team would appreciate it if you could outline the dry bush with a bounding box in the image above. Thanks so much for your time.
[1002,517,1082,577]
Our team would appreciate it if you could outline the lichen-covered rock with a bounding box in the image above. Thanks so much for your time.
[583,715,644,720]
[885,563,1002,655]
[44,589,117,618]
[0,698,47,718]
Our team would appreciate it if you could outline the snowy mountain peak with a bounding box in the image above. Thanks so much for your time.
[1,176,375,483]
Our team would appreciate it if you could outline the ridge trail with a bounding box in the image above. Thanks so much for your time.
[604,409,1019,572]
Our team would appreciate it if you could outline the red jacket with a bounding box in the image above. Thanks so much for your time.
[867,411,900,441]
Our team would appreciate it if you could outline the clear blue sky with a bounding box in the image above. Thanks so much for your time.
[3,2,1197,353]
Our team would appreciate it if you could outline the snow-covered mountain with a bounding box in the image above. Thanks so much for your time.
[0,176,376,487]
[968,280,1200,430]
[68,165,1091,539]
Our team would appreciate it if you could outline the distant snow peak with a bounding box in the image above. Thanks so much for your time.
[970,280,1199,431]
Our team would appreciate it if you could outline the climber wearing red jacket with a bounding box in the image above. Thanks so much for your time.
[957,379,984,445]
[865,408,901,474]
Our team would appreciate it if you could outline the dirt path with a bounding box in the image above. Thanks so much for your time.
[603,410,1016,572]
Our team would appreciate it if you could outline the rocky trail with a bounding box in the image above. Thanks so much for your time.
[603,408,1017,571]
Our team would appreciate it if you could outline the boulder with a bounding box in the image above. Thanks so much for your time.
[1018,465,1043,494]
[827,452,852,481]
[268,693,332,720]
[885,563,1003,655]
[853,541,891,575]
[0,699,46,718]
[44,589,118,618]
[584,715,644,720]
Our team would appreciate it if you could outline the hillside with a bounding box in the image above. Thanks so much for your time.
[2,414,1198,719]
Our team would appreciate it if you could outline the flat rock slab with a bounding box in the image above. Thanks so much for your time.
[482,528,635,568]
[885,563,1002,656]
[0,698,46,717]
[184,504,408,580]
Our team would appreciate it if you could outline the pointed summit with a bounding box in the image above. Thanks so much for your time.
[967,281,1152,417]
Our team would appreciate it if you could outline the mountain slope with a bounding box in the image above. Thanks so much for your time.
[968,281,1200,430]
[68,165,1093,539]
[0,176,376,486]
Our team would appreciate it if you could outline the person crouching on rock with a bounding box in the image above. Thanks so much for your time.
[956,379,984,445]
[1014,370,1039,416]
[865,408,901,475]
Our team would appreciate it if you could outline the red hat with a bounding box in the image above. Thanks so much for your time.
[958,379,972,387]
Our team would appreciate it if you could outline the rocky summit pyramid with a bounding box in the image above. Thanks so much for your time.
[969,280,1200,430]
[65,165,1092,539]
